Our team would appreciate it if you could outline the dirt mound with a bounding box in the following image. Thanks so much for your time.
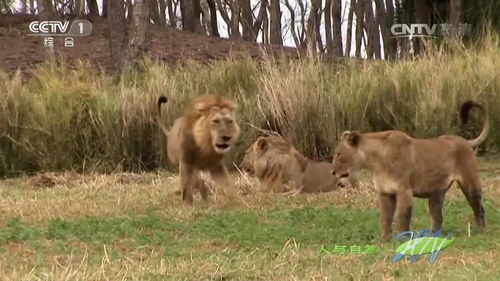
[0,15,303,73]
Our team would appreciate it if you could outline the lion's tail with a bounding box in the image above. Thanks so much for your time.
[157,96,169,136]
[460,100,489,147]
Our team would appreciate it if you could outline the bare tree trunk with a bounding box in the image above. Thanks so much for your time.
[37,0,54,20]
[158,0,167,25]
[229,0,241,39]
[375,0,390,59]
[199,0,211,34]
[102,0,108,17]
[108,0,127,70]
[284,0,299,47]
[297,0,307,47]
[20,0,27,13]
[269,0,282,45]
[149,0,160,25]
[306,0,320,50]
[240,0,253,41]
[385,0,397,59]
[181,0,203,33]
[74,0,84,16]
[314,3,323,52]
[251,0,267,41]
[124,0,151,69]
[87,0,98,16]
[167,0,176,27]
[332,0,343,56]
[354,0,364,58]
[127,0,134,20]
[262,6,269,44]
[207,0,219,37]
[395,0,409,58]
[324,0,334,55]
[449,0,462,35]
[414,0,432,55]
[365,0,381,59]
[345,0,355,56]
[29,0,35,14]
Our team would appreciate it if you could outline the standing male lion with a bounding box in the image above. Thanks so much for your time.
[157,95,241,205]
[330,100,489,240]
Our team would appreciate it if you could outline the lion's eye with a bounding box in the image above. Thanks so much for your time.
[212,119,220,124]
[227,119,233,124]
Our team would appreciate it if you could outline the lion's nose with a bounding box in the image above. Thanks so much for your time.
[222,136,231,142]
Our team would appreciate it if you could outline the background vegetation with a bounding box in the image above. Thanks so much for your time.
[1,35,499,177]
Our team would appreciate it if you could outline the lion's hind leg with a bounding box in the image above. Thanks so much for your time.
[456,156,486,229]
[456,178,486,229]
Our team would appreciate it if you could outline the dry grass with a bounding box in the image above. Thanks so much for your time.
[1,35,500,177]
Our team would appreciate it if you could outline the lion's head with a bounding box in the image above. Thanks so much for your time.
[240,136,303,174]
[331,130,364,179]
[188,95,240,155]
[240,136,307,192]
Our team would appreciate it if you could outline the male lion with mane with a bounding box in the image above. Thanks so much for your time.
[330,100,489,240]
[241,135,354,193]
[157,95,241,205]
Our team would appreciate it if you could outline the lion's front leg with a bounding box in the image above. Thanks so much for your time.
[180,162,195,205]
[379,193,396,241]
[209,164,238,200]
[396,189,414,233]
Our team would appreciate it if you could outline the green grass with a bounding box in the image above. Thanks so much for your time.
[0,162,499,280]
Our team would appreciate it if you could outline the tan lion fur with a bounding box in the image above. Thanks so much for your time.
[331,100,489,240]
[158,95,241,205]
[240,135,354,193]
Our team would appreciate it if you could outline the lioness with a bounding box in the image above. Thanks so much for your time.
[157,95,241,205]
[330,100,488,240]
[241,135,353,193]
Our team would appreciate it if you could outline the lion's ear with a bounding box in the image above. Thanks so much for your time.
[256,137,268,151]
[193,101,212,113]
[341,130,361,146]
[223,99,237,111]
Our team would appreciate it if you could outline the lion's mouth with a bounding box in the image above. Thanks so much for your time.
[215,144,230,150]
[339,173,350,178]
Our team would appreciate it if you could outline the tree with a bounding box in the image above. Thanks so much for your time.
[180,0,203,33]
[331,0,343,56]
[37,0,54,20]
[108,0,127,70]
[125,0,151,68]
[269,0,282,45]
[87,0,99,16]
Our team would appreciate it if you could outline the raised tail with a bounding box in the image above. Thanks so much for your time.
[157,96,169,136]
[460,100,489,147]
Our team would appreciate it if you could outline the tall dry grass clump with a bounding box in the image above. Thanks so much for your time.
[0,36,499,177]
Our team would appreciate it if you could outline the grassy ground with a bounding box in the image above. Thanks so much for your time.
[0,159,499,280]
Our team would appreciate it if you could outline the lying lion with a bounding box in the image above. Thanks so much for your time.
[240,135,354,193]
[330,100,488,240]
[157,95,242,205]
